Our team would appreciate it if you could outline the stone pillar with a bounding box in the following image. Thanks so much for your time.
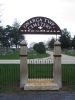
[53,40,62,88]
[20,40,28,88]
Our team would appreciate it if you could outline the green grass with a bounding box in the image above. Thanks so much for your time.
[28,64,53,78]
[0,64,75,85]
[0,64,53,86]
[0,51,49,59]
[0,64,20,86]
[0,64,75,91]
[0,51,19,59]
[28,51,49,59]
[62,64,75,85]
[62,50,75,56]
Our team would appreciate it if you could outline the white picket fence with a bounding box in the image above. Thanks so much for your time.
[0,59,75,64]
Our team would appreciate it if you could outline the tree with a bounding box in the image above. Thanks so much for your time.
[59,28,71,49]
[0,26,10,48]
[0,5,4,46]
[0,20,24,49]
[33,42,46,54]
[12,19,20,28]
[4,25,13,47]
[48,38,55,49]
[0,26,4,46]
[33,43,38,51]
[72,36,75,49]
[11,20,24,48]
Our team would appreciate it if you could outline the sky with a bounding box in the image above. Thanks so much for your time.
[0,0,75,46]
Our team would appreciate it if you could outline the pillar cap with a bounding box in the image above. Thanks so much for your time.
[54,40,61,46]
[20,40,27,45]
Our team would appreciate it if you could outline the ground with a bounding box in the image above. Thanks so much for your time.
[46,51,75,64]
[0,51,75,99]
[0,91,75,100]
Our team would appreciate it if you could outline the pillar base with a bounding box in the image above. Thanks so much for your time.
[24,79,59,90]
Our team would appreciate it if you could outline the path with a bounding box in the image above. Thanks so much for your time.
[0,92,75,100]
[47,51,75,64]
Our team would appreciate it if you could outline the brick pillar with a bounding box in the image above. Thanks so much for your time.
[53,40,62,88]
[20,40,28,88]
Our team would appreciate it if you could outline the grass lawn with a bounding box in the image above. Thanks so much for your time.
[28,64,53,78]
[62,50,75,56]
[0,51,49,59]
[28,51,49,59]
[0,64,75,92]
[0,51,19,59]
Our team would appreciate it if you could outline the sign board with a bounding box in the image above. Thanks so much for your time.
[19,17,61,34]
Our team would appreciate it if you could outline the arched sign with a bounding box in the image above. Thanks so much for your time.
[19,16,61,34]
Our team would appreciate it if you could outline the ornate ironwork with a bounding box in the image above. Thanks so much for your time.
[19,16,61,34]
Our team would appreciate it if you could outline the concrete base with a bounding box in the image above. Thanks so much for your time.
[24,79,59,90]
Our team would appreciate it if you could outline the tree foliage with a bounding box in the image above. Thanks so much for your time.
[33,43,38,51]
[72,36,75,49]
[59,28,71,49]
[0,20,24,48]
[48,38,55,49]
[11,20,24,48]
[33,42,46,54]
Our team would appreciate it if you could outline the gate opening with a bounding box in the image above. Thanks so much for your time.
[19,16,62,90]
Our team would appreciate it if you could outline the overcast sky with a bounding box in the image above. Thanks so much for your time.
[0,0,75,46]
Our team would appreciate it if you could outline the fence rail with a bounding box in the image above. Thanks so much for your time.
[0,59,75,64]
[28,59,53,64]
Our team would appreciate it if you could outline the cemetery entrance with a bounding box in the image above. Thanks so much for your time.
[19,16,62,90]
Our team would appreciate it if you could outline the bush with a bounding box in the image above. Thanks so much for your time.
[33,42,46,54]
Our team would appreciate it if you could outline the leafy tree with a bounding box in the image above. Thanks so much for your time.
[0,20,24,49]
[11,20,24,48]
[0,26,10,48]
[4,25,13,47]
[33,43,38,51]
[37,42,46,53]
[0,26,4,46]
[72,36,75,49]
[33,42,46,54]
[12,19,20,28]
[48,38,55,49]
[59,28,71,49]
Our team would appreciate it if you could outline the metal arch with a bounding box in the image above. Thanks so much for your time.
[19,16,61,35]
